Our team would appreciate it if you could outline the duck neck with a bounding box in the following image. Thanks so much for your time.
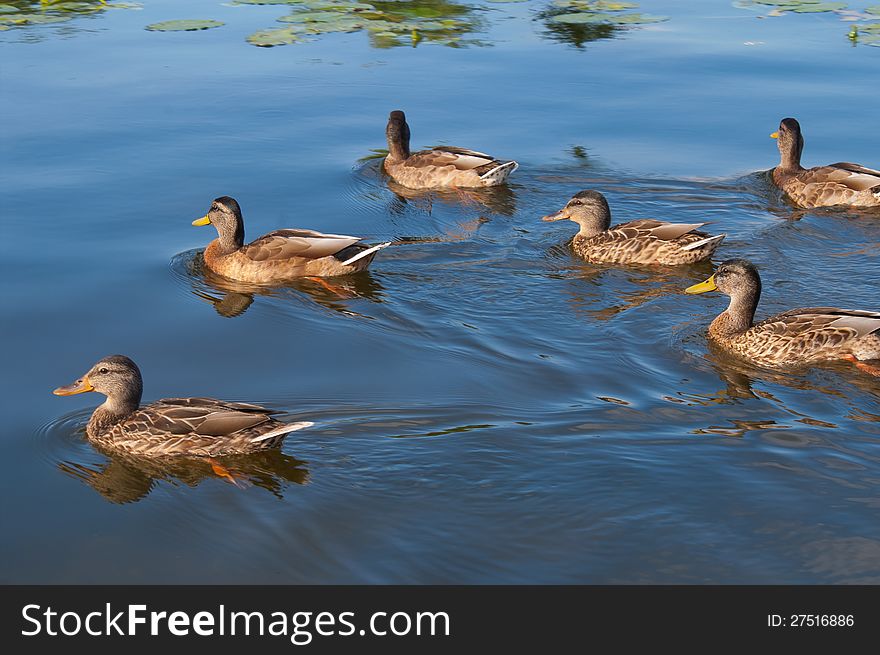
[88,393,140,439]
[217,221,245,255]
[575,210,611,238]
[778,137,803,173]
[713,289,759,337]
[386,126,411,163]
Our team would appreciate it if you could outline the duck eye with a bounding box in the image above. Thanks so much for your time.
[99,367,108,375]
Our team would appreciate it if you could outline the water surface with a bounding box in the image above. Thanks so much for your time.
[2,0,879,583]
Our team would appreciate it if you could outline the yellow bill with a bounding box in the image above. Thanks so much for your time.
[770,132,779,139]
[53,375,94,396]
[685,274,717,294]
[192,215,211,226]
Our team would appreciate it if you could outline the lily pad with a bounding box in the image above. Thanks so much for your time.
[247,26,307,45]
[0,13,72,25]
[299,1,376,9]
[146,19,224,31]
[789,2,847,12]
[277,10,350,22]
[867,5,880,14]
[550,11,667,24]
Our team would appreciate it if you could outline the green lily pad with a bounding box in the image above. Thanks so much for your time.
[866,5,880,14]
[247,26,307,45]
[593,1,639,9]
[485,0,530,3]
[789,2,846,11]
[550,11,667,24]
[608,12,668,23]
[0,5,17,13]
[860,21,880,31]
[146,19,224,31]
[0,13,72,25]
[48,2,102,11]
[277,10,350,22]
[299,1,375,9]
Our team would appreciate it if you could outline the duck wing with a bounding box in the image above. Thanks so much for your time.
[407,147,498,171]
[757,308,880,341]
[243,229,362,261]
[137,398,278,437]
[607,219,709,242]
[802,165,880,192]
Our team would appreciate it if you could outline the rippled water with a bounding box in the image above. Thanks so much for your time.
[2,0,879,583]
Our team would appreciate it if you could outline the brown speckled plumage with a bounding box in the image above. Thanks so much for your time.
[383,110,518,189]
[195,197,390,283]
[54,355,312,457]
[542,190,725,265]
[687,260,880,368]
[771,118,880,209]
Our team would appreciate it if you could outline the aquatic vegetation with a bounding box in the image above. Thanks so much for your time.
[245,0,485,48]
[0,0,138,30]
[736,0,880,47]
[537,0,668,49]
[145,19,224,32]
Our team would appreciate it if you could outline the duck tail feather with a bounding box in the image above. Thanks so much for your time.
[681,233,726,251]
[251,421,314,443]
[341,242,392,266]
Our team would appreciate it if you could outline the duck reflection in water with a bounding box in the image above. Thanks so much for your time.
[59,446,310,504]
[186,252,387,319]
[559,261,716,322]
[385,177,518,217]
[669,342,879,438]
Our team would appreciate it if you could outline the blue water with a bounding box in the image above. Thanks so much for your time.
[1,0,879,583]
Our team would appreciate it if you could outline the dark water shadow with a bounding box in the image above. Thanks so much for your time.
[543,244,716,321]
[386,178,519,217]
[170,249,387,320]
[60,447,310,504]
[36,411,310,504]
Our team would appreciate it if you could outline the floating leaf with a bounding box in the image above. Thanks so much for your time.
[867,5,880,14]
[299,1,375,9]
[550,11,666,24]
[146,19,224,31]
[277,10,350,22]
[246,26,307,45]
[551,12,611,23]
[0,13,72,24]
[789,2,847,12]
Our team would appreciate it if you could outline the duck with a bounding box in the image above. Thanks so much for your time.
[541,190,725,265]
[770,117,880,209]
[685,259,880,375]
[383,110,518,189]
[53,355,313,456]
[192,196,391,283]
